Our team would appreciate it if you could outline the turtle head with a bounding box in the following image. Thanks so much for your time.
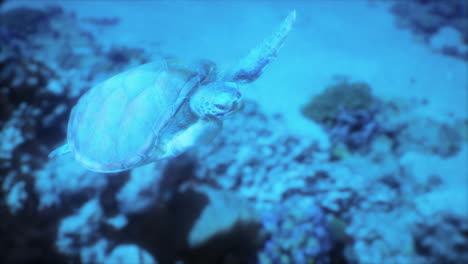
[190,82,242,119]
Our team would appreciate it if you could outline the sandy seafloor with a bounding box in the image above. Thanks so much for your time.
[5,0,468,137]
[1,0,468,264]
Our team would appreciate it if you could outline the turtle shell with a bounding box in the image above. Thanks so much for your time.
[67,58,215,172]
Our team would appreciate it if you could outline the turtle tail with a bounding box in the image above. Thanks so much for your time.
[48,144,71,158]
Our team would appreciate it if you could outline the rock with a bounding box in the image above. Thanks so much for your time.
[116,163,165,214]
[56,199,103,255]
[4,181,27,214]
[413,214,468,264]
[188,186,260,248]
[106,244,157,264]
[389,0,468,60]
[396,117,462,157]
[34,155,107,210]
[429,26,468,54]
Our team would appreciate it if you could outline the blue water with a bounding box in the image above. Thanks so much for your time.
[1,1,467,264]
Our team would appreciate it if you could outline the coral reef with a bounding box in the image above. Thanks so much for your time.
[301,79,393,153]
[395,116,462,157]
[413,214,468,264]
[188,101,334,263]
[259,196,331,264]
[1,4,467,264]
[301,80,377,125]
[0,5,153,264]
[301,80,463,159]
[0,6,50,41]
[342,148,468,264]
[389,0,468,60]
[194,97,467,264]
[46,154,267,264]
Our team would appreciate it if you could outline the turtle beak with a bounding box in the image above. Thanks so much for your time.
[231,100,243,112]
[230,101,238,112]
[238,101,244,111]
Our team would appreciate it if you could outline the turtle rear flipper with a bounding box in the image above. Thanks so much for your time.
[225,10,296,83]
[48,144,71,158]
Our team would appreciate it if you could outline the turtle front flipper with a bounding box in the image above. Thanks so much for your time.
[224,10,296,83]
[156,116,222,160]
[48,144,71,158]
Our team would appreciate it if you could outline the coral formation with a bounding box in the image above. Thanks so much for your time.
[301,80,376,125]
[413,214,468,264]
[259,196,331,264]
[0,5,152,264]
[301,80,463,159]
[395,117,462,157]
[301,80,391,152]
[389,0,468,60]
[0,6,49,40]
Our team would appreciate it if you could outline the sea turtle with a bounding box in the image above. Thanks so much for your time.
[49,11,296,173]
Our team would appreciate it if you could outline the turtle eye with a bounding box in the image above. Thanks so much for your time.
[214,104,226,110]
